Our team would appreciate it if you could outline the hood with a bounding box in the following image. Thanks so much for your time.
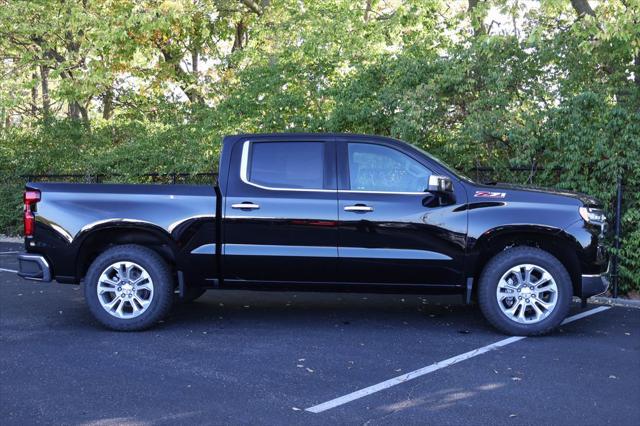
[475,182,602,207]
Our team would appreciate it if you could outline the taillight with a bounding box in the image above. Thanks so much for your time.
[24,190,40,237]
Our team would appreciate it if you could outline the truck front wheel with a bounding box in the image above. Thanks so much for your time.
[84,245,174,331]
[478,246,572,336]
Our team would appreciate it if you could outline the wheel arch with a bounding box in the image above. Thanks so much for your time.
[73,221,178,282]
[471,226,581,297]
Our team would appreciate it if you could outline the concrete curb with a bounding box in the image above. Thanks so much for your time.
[579,296,640,309]
[0,236,22,243]
[591,296,640,309]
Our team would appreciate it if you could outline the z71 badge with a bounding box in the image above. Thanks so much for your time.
[474,191,506,198]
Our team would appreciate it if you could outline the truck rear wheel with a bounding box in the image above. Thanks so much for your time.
[84,245,174,331]
[478,246,572,336]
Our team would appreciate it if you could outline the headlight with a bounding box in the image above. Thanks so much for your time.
[579,206,606,224]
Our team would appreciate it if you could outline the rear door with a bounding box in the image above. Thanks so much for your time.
[222,136,338,284]
[336,138,467,288]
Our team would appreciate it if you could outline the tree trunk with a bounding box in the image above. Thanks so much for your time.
[570,0,596,18]
[232,20,246,52]
[364,0,372,22]
[68,101,89,123]
[40,65,50,117]
[241,0,263,15]
[31,72,38,116]
[103,87,113,120]
[78,102,89,124]
[468,0,486,36]
[635,53,640,89]
[160,48,203,104]
[192,49,199,74]
[68,102,80,120]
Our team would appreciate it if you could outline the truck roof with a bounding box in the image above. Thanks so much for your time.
[222,132,402,145]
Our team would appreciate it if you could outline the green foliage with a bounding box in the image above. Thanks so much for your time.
[0,0,639,292]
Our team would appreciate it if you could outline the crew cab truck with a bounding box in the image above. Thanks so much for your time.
[17,133,609,335]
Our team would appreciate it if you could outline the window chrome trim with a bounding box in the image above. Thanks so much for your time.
[240,141,335,193]
[239,140,439,196]
[339,189,429,195]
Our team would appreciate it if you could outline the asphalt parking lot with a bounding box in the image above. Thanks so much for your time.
[1,241,639,425]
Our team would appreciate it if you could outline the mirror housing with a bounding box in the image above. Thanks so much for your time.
[428,175,453,193]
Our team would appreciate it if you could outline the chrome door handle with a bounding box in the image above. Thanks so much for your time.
[344,205,374,212]
[232,202,260,210]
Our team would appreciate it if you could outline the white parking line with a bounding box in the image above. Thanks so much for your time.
[305,306,612,413]
[0,268,18,273]
[0,251,19,255]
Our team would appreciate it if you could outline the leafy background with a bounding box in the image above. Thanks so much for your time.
[1,0,638,293]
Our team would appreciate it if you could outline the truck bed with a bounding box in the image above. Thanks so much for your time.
[25,182,218,283]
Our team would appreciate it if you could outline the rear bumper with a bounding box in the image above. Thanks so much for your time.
[580,261,610,298]
[17,254,52,282]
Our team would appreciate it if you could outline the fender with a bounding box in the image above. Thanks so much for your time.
[466,224,584,294]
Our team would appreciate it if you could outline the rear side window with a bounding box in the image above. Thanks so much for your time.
[248,142,325,189]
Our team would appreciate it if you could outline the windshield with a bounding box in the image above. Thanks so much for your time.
[413,145,475,183]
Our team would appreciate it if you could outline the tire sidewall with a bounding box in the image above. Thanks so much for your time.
[478,248,572,335]
[84,246,172,330]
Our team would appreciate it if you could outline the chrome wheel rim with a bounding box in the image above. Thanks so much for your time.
[496,264,558,324]
[96,261,154,319]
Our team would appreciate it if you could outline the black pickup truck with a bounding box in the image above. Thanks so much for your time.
[17,133,609,335]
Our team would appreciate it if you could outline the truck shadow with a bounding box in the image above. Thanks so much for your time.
[166,290,494,335]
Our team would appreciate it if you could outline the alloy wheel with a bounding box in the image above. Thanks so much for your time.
[96,261,154,319]
[496,263,558,324]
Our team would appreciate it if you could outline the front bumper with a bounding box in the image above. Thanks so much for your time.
[580,261,610,298]
[17,254,52,282]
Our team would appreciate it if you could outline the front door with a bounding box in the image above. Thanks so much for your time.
[336,139,467,287]
[222,137,338,284]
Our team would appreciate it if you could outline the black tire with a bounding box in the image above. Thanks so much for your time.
[478,246,572,336]
[84,245,174,331]
[175,287,207,304]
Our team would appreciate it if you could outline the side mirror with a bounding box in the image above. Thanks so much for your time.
[428,175,453,193]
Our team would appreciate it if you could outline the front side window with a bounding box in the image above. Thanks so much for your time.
[248,142,325,189]
[347,143,431,193]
